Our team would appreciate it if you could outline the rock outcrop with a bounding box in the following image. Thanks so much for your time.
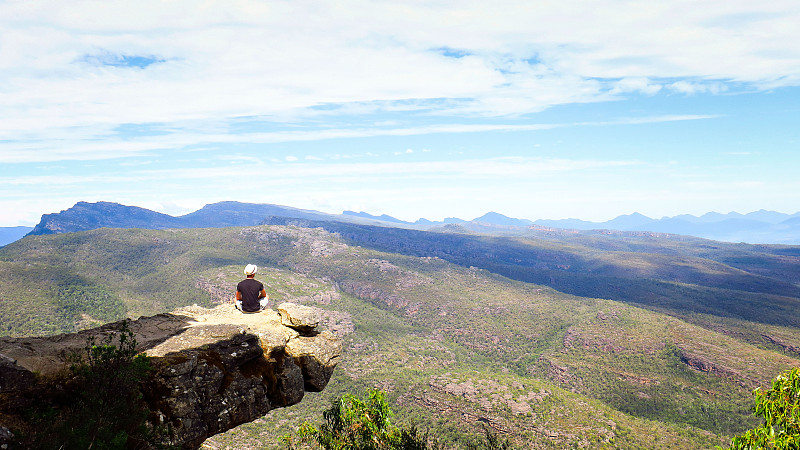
[0,304,342,449]
[277,302,320,332]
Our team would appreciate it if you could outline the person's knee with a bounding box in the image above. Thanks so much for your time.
[259,297,269,310]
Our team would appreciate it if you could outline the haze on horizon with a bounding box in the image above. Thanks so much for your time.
[1,1,799,227]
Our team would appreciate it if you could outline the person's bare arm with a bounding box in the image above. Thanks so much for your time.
[236,291,242,301]
[259,289,267,299]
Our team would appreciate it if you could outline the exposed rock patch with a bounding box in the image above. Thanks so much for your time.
[677,346,743,384]
[0,304,341,449]
[428,375,550,417]
[762,333,800,357]
[194,276,236,304]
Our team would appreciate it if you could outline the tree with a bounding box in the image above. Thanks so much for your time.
[724,368,800,450]
[24,320,155,450]
[283,389,514,450]
[283,389,433,450]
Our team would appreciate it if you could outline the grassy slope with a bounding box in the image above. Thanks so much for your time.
[279,220,800,348]
[1,225,799,448]
[204,265,730,449]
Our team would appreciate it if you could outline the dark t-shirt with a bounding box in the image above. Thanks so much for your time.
[237,278,265,312]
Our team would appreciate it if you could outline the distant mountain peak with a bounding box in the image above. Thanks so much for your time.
[28,201,180,236]
[473,211,505,220]
[26,201,421,238]
[342,210,408,224]
[604,212,655,231]
[443,217,467,224]
[471,212,533,227]
[622,212,652,219]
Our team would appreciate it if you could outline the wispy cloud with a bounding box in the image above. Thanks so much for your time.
[124,156,640,185]
[0,115,716,163]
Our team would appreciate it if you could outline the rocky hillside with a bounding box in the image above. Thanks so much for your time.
[28,201,183,235]
[1,224,798,447]
[0,302,341,449]
[25,201,382,236]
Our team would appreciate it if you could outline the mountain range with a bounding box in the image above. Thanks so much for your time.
[26,201,361,235]
[12,200,800,245]
[345,209,800,244]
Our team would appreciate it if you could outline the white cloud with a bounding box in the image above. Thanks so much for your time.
[668,81,728,95]
[0,115,714,164]
[127,156,639,186]
[611,78,663,95]
[1,1,799,225]
[0,0,798,141]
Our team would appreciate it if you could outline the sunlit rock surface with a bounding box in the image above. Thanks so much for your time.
[0,304,342,449]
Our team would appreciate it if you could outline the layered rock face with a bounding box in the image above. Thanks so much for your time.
[0,303,341,449]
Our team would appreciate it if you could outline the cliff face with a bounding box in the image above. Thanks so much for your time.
[24,200,355,236]
[27,201,183,235]
[0,303,341,449]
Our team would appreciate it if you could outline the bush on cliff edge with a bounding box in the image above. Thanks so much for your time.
[23,320,154,450]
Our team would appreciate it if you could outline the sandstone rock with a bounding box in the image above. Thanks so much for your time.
[286,330,342,391]
[0,303,341,449]
[277,302,320,332]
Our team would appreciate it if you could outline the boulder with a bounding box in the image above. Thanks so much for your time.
[0,304,341,449]
[277,302,321,332]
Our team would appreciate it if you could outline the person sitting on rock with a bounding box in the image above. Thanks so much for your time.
[235,264,269,313]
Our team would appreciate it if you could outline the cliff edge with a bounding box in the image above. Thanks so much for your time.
[0,302,342,449]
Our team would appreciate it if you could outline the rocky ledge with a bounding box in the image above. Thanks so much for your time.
[0,302,341,449]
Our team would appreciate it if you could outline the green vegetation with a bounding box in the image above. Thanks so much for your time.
[21,321,155,449]
[723,368,800,450]
[283,389,434,449]
[1,223,799,448]
[283,389,513,450]
[274,219,800,327]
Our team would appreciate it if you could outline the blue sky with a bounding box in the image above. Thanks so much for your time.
[1,1,799,226]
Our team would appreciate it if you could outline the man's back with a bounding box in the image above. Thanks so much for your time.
[237,278,265,312]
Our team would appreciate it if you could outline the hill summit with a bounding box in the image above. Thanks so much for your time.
[22,200,800,244]
[29,201,180,235]
[27,201,354,236]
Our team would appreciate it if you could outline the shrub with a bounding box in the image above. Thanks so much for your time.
[723,367,800,450]
[283,389,513,450]
[283,389,434,450]
[24,320,154,449]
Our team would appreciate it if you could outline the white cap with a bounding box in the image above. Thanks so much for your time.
[244,264,258,276]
